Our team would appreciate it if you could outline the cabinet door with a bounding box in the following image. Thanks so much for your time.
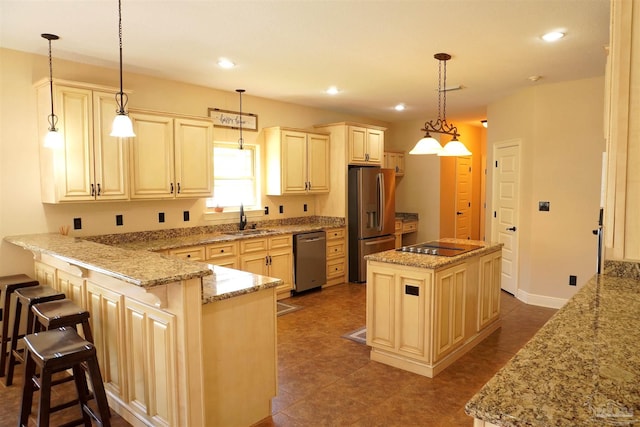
[395,152,405,176]
[347,126,368,164]
[281,130,308,194]
[93,91,129,200]
[367,265,396,350]
[397,271,430,360]
[130,113,174,199]
[240,252,269,276]
[174,118,214,198]
[307,133,330,193]
[366,128,384,165]
[55,85,95,201]
[269,248,293,294]
[478,251,502,330]
[433,264,467,362]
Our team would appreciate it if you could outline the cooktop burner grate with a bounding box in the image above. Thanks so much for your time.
[397,241,483,257]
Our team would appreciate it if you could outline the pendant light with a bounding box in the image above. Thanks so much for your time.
[410,53,471,157]
[42,33,63,149]
[110,0,135,137]
[236,89,245,150]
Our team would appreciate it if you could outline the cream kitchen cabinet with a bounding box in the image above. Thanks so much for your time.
[168,246,206,261]
[239,234,293,299]
[205,241,239,269]
[384,151,405,176]
[264,127,330,195]
[36,80,129,203]
[325,227,347,287]
[433,263,467,362]
[477,250,502,331]
[129,111,213,199]
[347,125,384,166]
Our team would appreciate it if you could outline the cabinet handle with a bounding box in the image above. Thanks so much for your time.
[265,256,269,266]
[308,182,311,190]
[170,183,174,194]
[90,184,95,197]
[177,182,181,194]
[221,249,224,253]
[187,254,191,258]
[365,153,369,161]
[97,183,101,196]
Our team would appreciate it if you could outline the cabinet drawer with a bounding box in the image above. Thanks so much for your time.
[168,246,205,261]
[395,220,403,232]
[402,221,418,233]
[326,228,345,240]
[327,259,346,279]
[210,258,238,269]
[240,238,269,254]
[327,241,345,259]
[269,234,292,250]
[206,242,238,260]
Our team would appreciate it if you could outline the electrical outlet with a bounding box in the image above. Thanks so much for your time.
[183,211,190,221]
[73,217,82,230]
[539,201,550,211]
[116,214,123,226]
[158,212,165,223]
[569,275,577,286]
[264,206,269,215]
[279,205,284,214]
[303,203,308,212]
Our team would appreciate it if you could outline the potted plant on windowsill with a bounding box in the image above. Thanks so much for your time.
[214,205,224,213]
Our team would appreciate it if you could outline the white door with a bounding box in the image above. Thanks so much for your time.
[455,157,472,239]
[492,141,521,295]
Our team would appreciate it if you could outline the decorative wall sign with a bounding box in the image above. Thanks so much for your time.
[208,108,258,131]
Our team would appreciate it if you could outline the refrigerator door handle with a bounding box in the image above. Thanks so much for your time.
[363,235,396,247]
[377,172,384,232]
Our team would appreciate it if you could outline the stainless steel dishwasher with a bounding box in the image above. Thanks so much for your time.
[293,231,327,292]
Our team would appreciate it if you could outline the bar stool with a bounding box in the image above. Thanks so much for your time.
[32,298,94,343]
[5,285,65,386]
[19,327,111,427]
[0,274,39,377]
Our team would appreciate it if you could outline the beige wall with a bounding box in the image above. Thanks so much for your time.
[0,48,387,276]
[486,77,605,303]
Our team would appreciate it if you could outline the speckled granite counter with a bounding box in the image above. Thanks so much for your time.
[4,233,211,288]
[465,268,640,426]
[395,212,419,222]
[202,264,282,303]
[366,238,502,270]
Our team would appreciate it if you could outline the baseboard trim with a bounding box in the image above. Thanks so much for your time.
[516,289,567,309]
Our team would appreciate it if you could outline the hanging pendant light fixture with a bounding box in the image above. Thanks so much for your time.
[110,0,135,137]
[41,33,63,149]
[236,89,245,150]
[410,53,471,157]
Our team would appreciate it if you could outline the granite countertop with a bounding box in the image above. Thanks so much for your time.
[465,272,640,426]
[365,238,502,270]
[201,264,282,303]
[4,233,212,288]
[395,212,419,222]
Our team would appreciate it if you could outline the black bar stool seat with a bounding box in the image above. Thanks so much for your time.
[19,327,111,427]
[0,274,39,377]
[32,298,94,343]
[5,285,65,386]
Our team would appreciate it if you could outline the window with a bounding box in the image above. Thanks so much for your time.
[208,142,259,208]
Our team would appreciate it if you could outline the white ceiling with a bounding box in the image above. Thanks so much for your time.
[0,0,610,125]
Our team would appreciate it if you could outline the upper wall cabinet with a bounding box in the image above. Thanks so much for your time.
[347,125,384,166]
[384,151,405,176]
[129,111,213,199]
[36,80,129,203]
[264,127,330,195]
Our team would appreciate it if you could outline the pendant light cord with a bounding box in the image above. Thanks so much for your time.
[47,38,57,130]
[115,0,128,114]
[237,89,245,150]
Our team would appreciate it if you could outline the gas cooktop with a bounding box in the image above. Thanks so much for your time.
[397,241,483,257]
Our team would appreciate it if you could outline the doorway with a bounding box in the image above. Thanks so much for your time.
[455,157,472,239]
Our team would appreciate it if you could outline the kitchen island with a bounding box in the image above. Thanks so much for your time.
[465,262,640,427]
[4,233,281,427]
[365,238,502,378]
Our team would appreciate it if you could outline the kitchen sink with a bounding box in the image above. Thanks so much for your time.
[223,229,275,236]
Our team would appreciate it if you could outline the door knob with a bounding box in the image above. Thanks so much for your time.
[456,211,463,215]
[506,226,517,231]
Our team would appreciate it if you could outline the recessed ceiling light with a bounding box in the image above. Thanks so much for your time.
[542,31,565,42]
[325,86,340,95]
[217,58,236,69]
[394,104,406,111]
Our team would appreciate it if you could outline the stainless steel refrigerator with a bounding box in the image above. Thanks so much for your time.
[348,167,396,283]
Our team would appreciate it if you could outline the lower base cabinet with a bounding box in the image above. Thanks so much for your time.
[325,227,347,286]
[239,234,293,299]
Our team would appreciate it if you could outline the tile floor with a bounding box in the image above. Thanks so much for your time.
[0,283,557,427]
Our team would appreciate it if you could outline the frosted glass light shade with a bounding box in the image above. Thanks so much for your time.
[438,139,472,156]
[409,136,443,155]
[110,114,136,137]
[44,130,63,149]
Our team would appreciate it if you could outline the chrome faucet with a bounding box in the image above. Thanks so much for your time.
[239,203,247,230]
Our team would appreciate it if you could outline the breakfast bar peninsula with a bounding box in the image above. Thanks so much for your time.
[365,238,503,378]
[4,233,280,427]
